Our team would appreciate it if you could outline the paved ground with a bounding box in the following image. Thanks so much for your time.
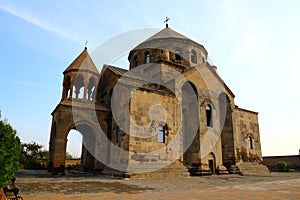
[14,170,300,199]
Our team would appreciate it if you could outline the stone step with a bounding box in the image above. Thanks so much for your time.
[229,165,241,175]
[102,163,190,179]
[236,162,270,176]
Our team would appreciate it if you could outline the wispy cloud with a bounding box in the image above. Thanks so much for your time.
[0,4,82,43]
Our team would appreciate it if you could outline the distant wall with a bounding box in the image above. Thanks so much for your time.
[65,158,81,167]
[263,155,300,171]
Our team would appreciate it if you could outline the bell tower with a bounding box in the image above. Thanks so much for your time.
[61,47,99,101]
[48,47,109,174]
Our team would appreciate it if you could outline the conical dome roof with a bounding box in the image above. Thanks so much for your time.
[133,26,202,50]
[64,47,99,75]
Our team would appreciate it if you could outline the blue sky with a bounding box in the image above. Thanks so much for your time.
[0,0,299,157]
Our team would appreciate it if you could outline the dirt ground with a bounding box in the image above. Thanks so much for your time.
[14,170,300,199]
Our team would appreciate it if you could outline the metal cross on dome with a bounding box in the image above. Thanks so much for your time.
[164,17,170,27]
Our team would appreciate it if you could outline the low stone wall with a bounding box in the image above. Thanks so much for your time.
[65,158,81,167]
[263,155,300,171]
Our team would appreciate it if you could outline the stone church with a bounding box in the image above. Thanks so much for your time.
[48,24,269,178]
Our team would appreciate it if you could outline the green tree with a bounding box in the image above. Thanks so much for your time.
[0,116,22,188]
[20,142,48,169]
[65,152,73,159]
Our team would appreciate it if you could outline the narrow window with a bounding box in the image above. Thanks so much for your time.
[248,136,253,149]
[145,52,150,63]
[158,125,165,143]
[175,49,182,60]
[191,50,197,64]
[116,126,121,143]
[133,56,139,66]
[206,105,213,127]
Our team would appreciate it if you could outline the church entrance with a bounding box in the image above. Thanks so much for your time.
[208,153,216,174]
[208,159,215,174]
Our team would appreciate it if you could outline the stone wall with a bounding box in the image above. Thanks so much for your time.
[129,89,181,164]
[234,107,262,163]
[263,155,300,171]
[65,158,81,167]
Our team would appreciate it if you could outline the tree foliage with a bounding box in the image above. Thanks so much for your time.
[65,152,73,159]
[20,142,48,169]
[0,118,22,187]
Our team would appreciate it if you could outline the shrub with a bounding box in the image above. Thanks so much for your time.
[276,161,291,172]
[19,142,48,170]
[0,119,22,187]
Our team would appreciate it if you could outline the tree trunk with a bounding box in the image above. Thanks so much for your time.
[0,187,7,200]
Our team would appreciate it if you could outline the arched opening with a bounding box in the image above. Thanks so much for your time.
[182,81,199,167]
[145,52,150,64]
[248,136,253,149]
[87,77,95,101]
[191,50,197,64]
[175,48,182,61]
[73,75,84,99]
[65,123,101,172]
[206,104,213,127]
[64,76,71,99]
[133,55,139,67]
[66,130,82,159]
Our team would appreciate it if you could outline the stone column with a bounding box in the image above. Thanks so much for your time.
[52,138,67,174]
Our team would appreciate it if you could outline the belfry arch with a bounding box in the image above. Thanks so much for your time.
[67,122,98,171]
[48,101,109,174]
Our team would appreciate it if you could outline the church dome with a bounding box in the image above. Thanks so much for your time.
[128,26,208,69]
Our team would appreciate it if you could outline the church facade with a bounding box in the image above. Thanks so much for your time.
[48,25,269,178]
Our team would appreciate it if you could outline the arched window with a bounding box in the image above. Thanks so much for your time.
[133,56,139,66]
[248,136,253,149]
[145,52,150,64]
[175,49,182,60]
[87,77,95,101]
[158,125,165,143]
[206,105,213,127]
[191,50,197,64]
[74,75,84,98]
[64,76,71,99]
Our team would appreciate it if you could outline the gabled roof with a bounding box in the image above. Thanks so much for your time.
[100,64,175,96]
[102,64,127,77]
[64,47,99,75]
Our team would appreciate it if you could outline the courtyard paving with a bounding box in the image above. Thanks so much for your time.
[15,170,300,199]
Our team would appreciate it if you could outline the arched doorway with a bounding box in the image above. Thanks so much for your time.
[69,123,99,172]
[49,119,103,174]
[208,153,216,174]
[67,130,83,159]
